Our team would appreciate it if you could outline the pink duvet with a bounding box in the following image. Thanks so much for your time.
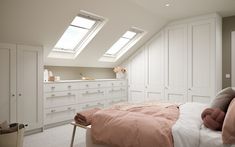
[91,103,179,147]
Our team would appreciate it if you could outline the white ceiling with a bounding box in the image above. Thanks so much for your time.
[0,0,235,67]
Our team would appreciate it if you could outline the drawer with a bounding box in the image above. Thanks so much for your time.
[107,87,127,98]
[108,98,127,106]
[44,105,77,125]
[44,83,79,92]
[44,91,77,108]
[107,80,127,87]
[78,89,106,102]
[78,100,106,111]
[79,82,108,89]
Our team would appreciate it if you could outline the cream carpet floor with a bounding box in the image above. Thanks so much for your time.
[24,124,86,147]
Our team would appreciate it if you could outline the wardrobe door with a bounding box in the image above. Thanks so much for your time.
[0,43,16,123]
[165,24,188,103]
[129,49,146,103]
[17,45,43,130]
[188,19,215,103]
[145,32,165,102]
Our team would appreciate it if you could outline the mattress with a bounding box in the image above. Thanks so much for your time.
[86,102,234,147]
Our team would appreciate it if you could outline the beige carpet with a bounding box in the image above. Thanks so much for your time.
[24,124,86,147]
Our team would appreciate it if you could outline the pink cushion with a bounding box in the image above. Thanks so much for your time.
[201,108,225,131]
[222,98,235,144]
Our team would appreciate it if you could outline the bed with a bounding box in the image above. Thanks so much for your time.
[84,102,235,147]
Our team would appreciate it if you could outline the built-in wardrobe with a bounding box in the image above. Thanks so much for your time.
[0,43,43,132]
[127,13,222,104]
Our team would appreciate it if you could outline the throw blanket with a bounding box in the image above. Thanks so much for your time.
[91,102,180,147]
[74,108,101,126]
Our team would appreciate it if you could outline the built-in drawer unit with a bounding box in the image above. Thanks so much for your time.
[107,87,127,99]
[78,100,106,111]
[44,91,77,108]
[44,83,79,92]
[44,105,77,125]
[44,79,128,127]
[79,81,108,89]
[107,80,127,87]
[78,88,106,103]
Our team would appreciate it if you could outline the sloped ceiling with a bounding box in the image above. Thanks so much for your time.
[0,0,235,67]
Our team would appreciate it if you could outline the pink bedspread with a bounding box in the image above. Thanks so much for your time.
[91,103,179,147]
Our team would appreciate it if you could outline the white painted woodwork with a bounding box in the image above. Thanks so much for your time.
[187,19,215,103]
[232,31,235,87]
[145,32,165,101]
[17,45,43,130]
[128,50,146,103]
[44,79,127,125]
[127,14,222,104]
[0,44,16,123]
[164,24,188,103]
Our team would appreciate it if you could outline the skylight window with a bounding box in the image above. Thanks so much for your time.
[49,11,107,59]
[104,28,143,57]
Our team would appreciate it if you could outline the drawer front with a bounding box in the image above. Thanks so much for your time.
[107,87,127,98]
[79,82,108,89]
[108,98,127,106]
[44,83,79,92]
[44,91,77,108]
[107,80,127,87]
[78,89,106,102]
[44,105,77,125]
[78,100,106,111]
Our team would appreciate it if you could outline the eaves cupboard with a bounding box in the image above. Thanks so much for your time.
[0,43,43,132]
[128,13,222,104]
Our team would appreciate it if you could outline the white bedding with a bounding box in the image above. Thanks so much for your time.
[86,102,234,147]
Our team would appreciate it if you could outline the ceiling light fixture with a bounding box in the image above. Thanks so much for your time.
[165,3,170,7]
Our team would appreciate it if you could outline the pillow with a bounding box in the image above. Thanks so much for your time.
[201,108,225,131]
[211,87,235,112]
[222,98,235,144]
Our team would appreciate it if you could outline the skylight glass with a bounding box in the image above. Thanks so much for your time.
[105,30,139,56]
[53,15,98,52]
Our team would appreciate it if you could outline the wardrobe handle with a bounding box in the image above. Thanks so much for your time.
[19,94,22,96]
[12,94,15,97]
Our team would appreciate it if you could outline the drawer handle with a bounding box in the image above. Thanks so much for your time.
[68,92,71,96]
[51,109,56,113]
[51,86,55,89]
[86,84,89,87]
[98,84,101,87]
[83,103,103,109]
[51,94,55,97]
[68,85,72,88]
[67,107,72,110]
[111,83,114,85]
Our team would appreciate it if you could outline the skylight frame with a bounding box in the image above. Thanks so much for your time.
[52,14,101,53]
[104,28,144,57]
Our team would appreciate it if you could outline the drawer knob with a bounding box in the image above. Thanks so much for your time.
[68,85,72,88]
[67,107,72,110]
[98,84,101,86]
[51,86,55,89]
[51,110,56,113]
[68,93,71,96]
[51,94,55,97]
[86,84,89,87]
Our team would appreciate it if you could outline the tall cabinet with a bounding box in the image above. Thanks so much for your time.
[0,43,43,131]
[129,32,165,102]
[128,13,222,104]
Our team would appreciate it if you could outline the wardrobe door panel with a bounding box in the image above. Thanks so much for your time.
[0,44,16,123]
[165,25,188,102]
[129,49,146,102]
[188,19,215,103]
[146,32,165,101]
[17,45,43,130]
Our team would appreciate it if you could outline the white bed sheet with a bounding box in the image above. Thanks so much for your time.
[172,102,208,147]
[199,125,235,147]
